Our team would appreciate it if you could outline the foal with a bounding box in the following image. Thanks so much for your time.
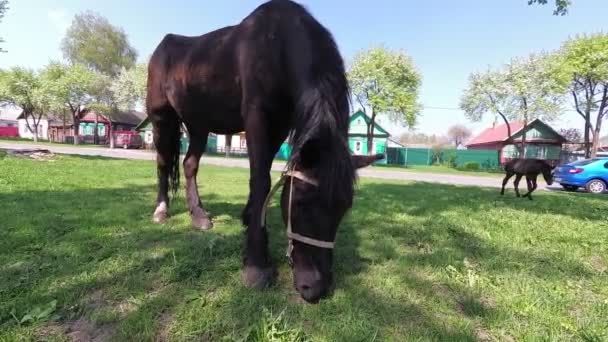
[500,159,554,200]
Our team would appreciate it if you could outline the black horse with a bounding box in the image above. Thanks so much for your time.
[500,159,554,200]
[146,0,382,303]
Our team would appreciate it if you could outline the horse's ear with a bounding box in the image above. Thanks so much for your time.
[351,154,384,169]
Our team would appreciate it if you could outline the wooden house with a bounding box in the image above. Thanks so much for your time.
[466,119,566,165]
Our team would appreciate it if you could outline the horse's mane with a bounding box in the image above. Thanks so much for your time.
[277,1,356,208]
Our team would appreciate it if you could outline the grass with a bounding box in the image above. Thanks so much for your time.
[0,154,607,341]
[373,164,505,178]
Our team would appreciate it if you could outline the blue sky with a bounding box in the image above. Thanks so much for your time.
[1,0,607,137]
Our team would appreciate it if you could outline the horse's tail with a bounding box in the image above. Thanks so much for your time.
[280,4,356,206]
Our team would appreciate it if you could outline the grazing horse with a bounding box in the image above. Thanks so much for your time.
[500,159,554,200]
[146,0,383,303]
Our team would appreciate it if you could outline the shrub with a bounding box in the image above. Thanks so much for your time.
[461,161,480,171]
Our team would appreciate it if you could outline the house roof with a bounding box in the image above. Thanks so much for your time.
[135,117,150,131]
[0,104,23,121]
[80,110,146,126]
[349,110,390,136]
[466,119,565,146]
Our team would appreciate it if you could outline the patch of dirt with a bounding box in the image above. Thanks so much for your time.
[7,148,56,161]
[65,317,117,342]
[155,311,173,342]
[590,255,607,273]
[36,323,64,341]
[474,325,493,342]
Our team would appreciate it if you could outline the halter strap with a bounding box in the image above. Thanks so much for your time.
[259,168,335,260]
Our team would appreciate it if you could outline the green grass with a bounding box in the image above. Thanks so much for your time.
[373,164,504,178]
[0,154,607,341]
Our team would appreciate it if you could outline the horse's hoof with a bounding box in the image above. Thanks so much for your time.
[242,265,276,289]
[191,207,213,230]
[153,212,167,224]
[153,202,168,224]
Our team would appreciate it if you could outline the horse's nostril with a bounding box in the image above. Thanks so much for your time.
[300,284,311,291]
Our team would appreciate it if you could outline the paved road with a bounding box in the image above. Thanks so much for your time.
[0,141,556,191]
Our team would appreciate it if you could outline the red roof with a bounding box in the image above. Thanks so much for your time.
[80,111,110,123]
[466,121,526,146]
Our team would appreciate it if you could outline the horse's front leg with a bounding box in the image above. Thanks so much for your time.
[527,175,538,201]
[513,174,523,197]
[241,119,277,289]
[183,132,212,230]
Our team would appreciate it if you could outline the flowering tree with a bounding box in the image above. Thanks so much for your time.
[110,63,147,111]
[348,46,422,155]
[554,33,608,158]
[40,63,99,144]
[0,67,49,142]
[460,53,566,155]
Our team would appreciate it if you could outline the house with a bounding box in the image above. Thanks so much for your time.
[348,110,389,157]
[466,119,566,165]
[17,113,50,140]
[49,110,146,144]
[0,104,21,127]
[216,132,247,155]
[0,104,21,137]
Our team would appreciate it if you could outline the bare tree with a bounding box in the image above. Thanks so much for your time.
[447,124,472,147]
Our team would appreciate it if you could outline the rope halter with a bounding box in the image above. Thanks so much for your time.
[260,168,336,262]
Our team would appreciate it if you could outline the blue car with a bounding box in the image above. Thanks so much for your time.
[553,158,608,193]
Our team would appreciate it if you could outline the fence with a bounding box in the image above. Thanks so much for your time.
[385,147,500,169]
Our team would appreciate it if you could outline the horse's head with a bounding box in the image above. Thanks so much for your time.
[281,147,383,303]
[541,161,554,185]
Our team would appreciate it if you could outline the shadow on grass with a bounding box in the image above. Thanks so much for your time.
[0,170,602,340]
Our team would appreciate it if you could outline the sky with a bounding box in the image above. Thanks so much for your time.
[1,0,607,138]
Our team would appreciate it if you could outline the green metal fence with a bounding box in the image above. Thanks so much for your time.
[386,147,500,169]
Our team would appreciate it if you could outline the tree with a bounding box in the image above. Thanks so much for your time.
[0,1,8,52]
[110,63,147,111]
[0,67,47,142]
[528,0,571,15]
[89,73,120,148]
[504,53,566,151]
[61,11,137,77]
[554,33,608,158]
[460,53,566,156]
[40,63,99,144]
[447,124,472,147]
[348,46,422,155]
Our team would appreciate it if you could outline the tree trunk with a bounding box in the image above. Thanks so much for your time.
[496,111,521,156]
[584,117,591,158]
[521,119,528,159]
[590,127,601,158]
[32,122,38,143]
[109,122,115,149]
[367,109,376,155]
[591,87,608,158]
[62,111,67,143]
[72,111,80,145]
[94,113,99,145]
[225,134,232,158]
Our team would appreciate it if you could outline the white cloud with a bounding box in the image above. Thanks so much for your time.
[48,9,70,33]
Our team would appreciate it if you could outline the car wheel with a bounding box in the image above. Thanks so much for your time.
[585,179,606,194]
[562,184,578,192]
